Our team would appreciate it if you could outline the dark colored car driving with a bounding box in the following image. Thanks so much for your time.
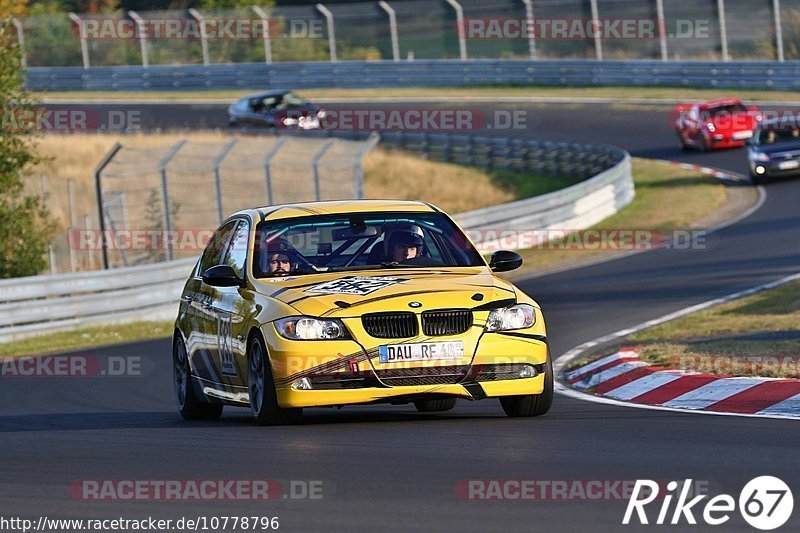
[227,90,324,130]
[748,119,800,183]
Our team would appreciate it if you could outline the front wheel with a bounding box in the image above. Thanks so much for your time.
[500,354,553,417]
[173,335,223,420]
[248,333,303,426]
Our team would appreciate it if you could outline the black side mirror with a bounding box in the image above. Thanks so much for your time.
[202,265,244,288]
[745,138,752,146]
[489,250,523,272]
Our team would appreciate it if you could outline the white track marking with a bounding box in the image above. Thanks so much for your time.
[604,371,682,401]
[757,393,800,417]
[660,378,765,409]
[571,361,649,390]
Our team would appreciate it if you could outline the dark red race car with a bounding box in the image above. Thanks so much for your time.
[673,98,762,151]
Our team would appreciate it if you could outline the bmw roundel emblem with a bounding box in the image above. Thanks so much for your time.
[408,301,422,308]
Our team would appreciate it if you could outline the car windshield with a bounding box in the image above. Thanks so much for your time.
[754,127,800,145]
[253,212,485,278]
[706,103,747,117]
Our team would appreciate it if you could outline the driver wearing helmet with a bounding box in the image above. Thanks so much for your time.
[262,238,299,276]
[386,230,424,263]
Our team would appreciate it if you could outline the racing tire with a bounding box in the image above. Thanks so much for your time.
[696,133,709,152]
[678,133,690,151]
[499,353,553,418]
[173,335,224,420]
[413,398,457,412]
[248,333,303,426]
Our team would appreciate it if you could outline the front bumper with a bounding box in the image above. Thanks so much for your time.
[749,160,800,178]
[262,316,548,408]
[276,373,546,408]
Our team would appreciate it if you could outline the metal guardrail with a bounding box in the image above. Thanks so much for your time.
[25,59,800,92]
[0,258,195,342]
[0,134,632,344]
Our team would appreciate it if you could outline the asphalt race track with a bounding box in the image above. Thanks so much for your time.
[5,101,800,531]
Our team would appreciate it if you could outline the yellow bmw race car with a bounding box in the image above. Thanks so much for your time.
[173,200,551,425]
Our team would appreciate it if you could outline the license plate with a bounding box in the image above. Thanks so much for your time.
[779,160,800,170]
[733,130,753,140]
[378,341,464,363]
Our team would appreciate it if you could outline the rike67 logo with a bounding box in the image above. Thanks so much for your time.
[624,477,793,530]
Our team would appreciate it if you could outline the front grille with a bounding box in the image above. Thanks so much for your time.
[375,365,470,387]
[308,376,367,390]
[422,309,473,336]
[362,312,418,338]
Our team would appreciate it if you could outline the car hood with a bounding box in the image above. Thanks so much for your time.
[753,139,800,155]
[251,267,520,318]
[709,112,756,131]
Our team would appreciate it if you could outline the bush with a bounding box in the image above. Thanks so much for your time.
[0,16,57,278]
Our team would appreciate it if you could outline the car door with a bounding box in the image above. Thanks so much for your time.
[208,219,256,387]
[190,220,238,384]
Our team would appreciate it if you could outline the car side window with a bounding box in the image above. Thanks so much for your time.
[224,220,250,279]
[198,221,237,276]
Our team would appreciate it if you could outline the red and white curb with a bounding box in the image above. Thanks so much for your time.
[661,160,751,184]
[554,271,800,420]
[566,350,800,418]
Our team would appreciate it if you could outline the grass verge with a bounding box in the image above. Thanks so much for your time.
[37,86,800,103]
[571,280,800,377]
[506,157,740,277]
[629,280,800,378]
[0,321,174,357]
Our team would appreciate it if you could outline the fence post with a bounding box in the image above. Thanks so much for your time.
[263,137,288,205]
[128,11,149,68]
[212,139,238,225]
[717,0,729,61]
[521,0,536,60]
[655,0,668,61]
[773,0,784,62]
[252,6,273,64]
[316,4,337,63]
[67,178,77,272]
[85,214,94,269]
[188,8,210,65]
[353,132,380,199]
[68,13,90,68]
[589,0,603,61]
[378,1,400,62]
[312,139,336,201]
[94,142,122,270]
[159,141,187,262]
[11,17,26,68]
[445,0,467,60]
[48,245,56,275]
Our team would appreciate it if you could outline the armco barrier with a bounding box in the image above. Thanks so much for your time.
[26,60,800,92]
[0,135,632,344]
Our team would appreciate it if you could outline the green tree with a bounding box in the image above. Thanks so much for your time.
[0,12,57,278]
